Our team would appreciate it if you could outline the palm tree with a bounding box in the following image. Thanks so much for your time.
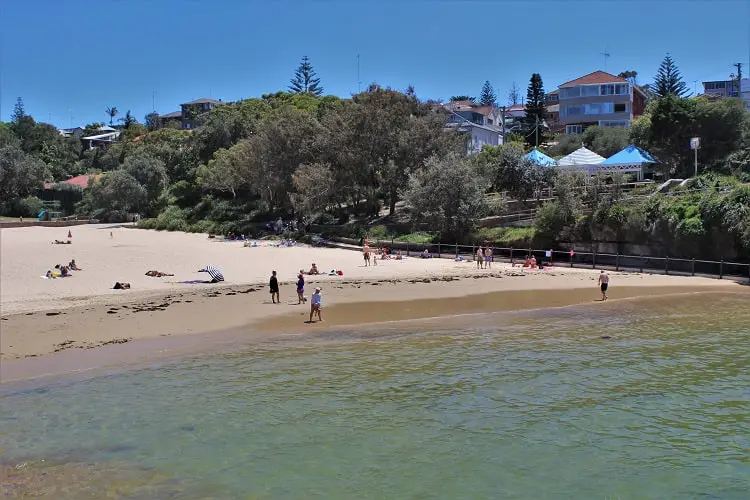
[105,107,118,126]
[119,110,137,129]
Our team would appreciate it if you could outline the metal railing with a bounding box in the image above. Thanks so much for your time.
[335,237,750,282]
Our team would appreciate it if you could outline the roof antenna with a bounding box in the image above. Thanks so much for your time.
[600,47,611,70]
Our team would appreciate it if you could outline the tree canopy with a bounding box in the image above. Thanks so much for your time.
[479,81,497,106]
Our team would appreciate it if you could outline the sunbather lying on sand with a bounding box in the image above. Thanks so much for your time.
[113,282,131,290]
[145,270,174,277]
[53,240,71,245]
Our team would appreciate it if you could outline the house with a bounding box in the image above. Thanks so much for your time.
[43,174,102,190]
[557,70,647,134]
[702,78,750,111]
[159,110,183,127]
[180,98,224,129]
[82,126,121,149]
[58,127,84,138]
[441,100,503,154]
[545,90,561,131]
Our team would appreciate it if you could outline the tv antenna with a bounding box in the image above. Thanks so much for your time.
[357,53,362,93]
[600,47,611,70]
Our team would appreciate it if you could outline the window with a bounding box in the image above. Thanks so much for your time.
[560,87,581,99]
[566,125,583,135]
[614,103,626,113]
[562,105,582,117]
[582,85,600,97]
[601,83,628,95]
[599,120,629,127]
[584,102,614,114]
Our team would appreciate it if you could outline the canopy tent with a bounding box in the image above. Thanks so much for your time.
[524,148,557,167]
[598,145,658,180]
[557,147,606,167]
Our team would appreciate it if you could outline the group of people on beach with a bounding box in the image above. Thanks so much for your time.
[269,270,323,323]
[475,246,494,269]
[44,259,81,279]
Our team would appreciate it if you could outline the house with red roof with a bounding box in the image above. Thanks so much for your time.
[44,174,102,190]
[557,70,646,135]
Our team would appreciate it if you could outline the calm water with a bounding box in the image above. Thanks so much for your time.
[1,293,749,499]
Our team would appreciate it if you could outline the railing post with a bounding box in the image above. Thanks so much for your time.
[592,250,596,269]
[437,243,441,259]
[472,244,475,262]
[640,253,643,273]
[455,242,458,259]
[406,241,410,257]
[747,263,750,284]
[665,255,669,275]
[615,253,620,271]
[719,259,724,280]
[691,258,695,276]
[510,247,514,265]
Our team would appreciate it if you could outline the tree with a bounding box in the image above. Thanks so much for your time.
[450,96,474,102]
[123,151,168,211]
[405,153,489,239]
[524,73,547,146]
[479,80,497,107]
[119,110,137,129]
[653,54,689,98]
[144,113,161,131]
[0,144,49,203]
[105,107,119,126]
[289,56,323,96]
[11,97,26,123]
[507,82,521,106]
[291,163,335,218]
[85,170,147,215]
[582,126,629,158]
[617,70,638,86]
[196,140,253,198]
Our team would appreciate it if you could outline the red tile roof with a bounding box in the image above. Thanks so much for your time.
[44,174,101,190]
[559,71,628,87]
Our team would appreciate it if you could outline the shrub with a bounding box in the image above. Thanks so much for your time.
[17,196,44,218]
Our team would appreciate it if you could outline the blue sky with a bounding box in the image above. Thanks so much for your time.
[1,0,748,128]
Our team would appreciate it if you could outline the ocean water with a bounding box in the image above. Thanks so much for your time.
[1,293,749,499]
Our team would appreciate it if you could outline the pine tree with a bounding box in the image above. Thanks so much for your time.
[524,73,547,146]
[450,95,474,102]
[11,97,26,123]
[653,54,688,98]
[289,56,323,96]
[479,80,497,106]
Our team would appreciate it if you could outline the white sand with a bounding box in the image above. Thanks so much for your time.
[1,225,486,314]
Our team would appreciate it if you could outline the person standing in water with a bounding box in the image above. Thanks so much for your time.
[269,270,280,304]
[309,287,323,323]
[296,274,306,304]
[598,270,609,301]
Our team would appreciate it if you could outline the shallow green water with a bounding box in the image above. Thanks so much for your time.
[1,293,749,499]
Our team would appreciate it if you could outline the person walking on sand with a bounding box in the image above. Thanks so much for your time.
[476,246,484,269]
[598,270,609,301]
[309,287,323,323]
[269,270,280,304]
[484,246,493,270]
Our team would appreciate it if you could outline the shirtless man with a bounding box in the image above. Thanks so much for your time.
[598,270,609,301]
[476,246,484,269]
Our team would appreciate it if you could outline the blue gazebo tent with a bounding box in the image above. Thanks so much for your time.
[599,145,657,180]
[524,148,557,167]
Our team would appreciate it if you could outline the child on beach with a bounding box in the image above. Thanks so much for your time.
[309,287,323,323]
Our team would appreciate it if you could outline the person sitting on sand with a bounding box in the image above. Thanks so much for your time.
[69,259,82,271]
[145,270,174,277]
[113,282,131,290]
[421,249,431,259]
[530,256,537,268]
[309,263,320,275]
[45,270,53,279]
[522,256,531,268]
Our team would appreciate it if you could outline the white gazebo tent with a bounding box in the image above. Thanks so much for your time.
[557,146,606,173]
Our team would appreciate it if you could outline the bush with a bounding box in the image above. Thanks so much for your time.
[367,224,390,239]
[471,227,536,247]
[17,196,44,218]
[393,231,436,243]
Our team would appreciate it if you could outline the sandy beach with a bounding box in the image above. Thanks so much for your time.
[0,225,742,372]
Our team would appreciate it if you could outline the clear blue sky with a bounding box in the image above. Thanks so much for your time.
[1,0,748,128]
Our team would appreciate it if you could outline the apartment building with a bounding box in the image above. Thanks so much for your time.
[557,71,646,135]
[702,78,750,111]
[441,100,503,154]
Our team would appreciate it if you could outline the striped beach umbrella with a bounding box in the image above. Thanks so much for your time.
[199,265,224,282]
